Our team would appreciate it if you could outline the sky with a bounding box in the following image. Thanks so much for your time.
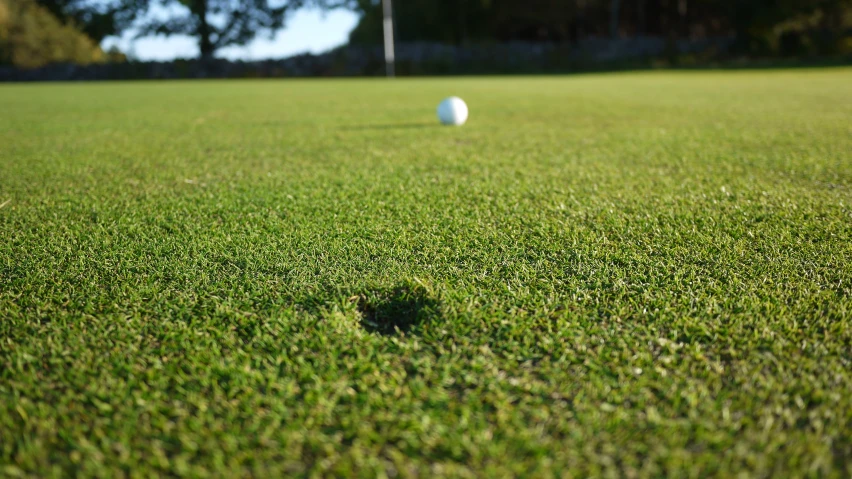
[101,8,361,61]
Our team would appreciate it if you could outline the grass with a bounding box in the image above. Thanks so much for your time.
[1,69,851,477]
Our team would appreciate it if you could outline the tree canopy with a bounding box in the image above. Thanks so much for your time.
[135,0,306,59]
[33,0,142,43]
[348,0,852,55]
[0,0,108,68]
[26,0,852,61]
[36,0,314,59]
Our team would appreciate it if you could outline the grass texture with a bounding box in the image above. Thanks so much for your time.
[1,69,851,477]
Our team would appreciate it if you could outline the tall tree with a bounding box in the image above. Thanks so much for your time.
[35,0,143,43]
[136,0,306,59]
[1,0,107,67]
[36,0,317,59]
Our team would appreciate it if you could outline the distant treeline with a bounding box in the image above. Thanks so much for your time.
[349,0,852,56]
[1,0,850,71]
[0,37,740,81]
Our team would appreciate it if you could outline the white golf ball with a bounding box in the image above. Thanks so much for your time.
[437,97,468,126]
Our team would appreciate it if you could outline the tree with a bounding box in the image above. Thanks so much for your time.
[346,0,851,57]
[348,0,575,45]
[135,0,307,60]
[0,0,106,68]
[35,0,322,60]
[34,0,143,43]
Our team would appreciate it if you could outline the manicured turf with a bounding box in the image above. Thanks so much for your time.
[1,70,851,477]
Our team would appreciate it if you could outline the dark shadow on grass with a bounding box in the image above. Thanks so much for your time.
[339,122,437,131]
[353,285,440,336]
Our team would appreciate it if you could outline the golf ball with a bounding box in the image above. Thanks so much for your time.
[437,97,469,126]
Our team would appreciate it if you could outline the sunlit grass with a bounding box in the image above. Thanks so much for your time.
[1,70,851,476]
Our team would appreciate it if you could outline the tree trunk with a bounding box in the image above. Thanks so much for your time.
[610,0,621,38]
[195,0,214,60]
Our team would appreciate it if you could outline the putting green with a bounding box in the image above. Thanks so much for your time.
[1,70,851,476]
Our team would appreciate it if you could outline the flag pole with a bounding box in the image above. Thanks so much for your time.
[382,0,395,77]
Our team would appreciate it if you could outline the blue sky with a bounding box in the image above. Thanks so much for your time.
[101,8,361,61]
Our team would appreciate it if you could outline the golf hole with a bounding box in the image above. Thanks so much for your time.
[353,285,440,336]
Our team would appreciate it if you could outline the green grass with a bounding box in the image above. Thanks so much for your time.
[1,69,851,477]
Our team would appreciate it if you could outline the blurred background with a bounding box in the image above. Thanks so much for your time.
[1,0,850,79]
